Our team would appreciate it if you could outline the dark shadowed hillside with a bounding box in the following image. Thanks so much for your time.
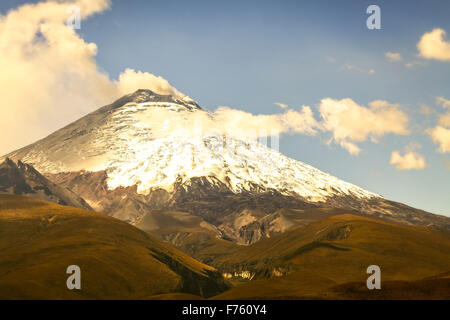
[0,158,91,210]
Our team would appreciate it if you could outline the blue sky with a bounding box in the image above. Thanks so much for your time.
[1,0,449,215]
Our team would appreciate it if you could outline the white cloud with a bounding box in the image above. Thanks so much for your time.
[385,51,427,69]
[385,52,402,62]
[417,28,450,61]
[213,106,319,139]
[436,96,450,109]
[115,68,184,99]
[338,141,361,156]
[318,98,410,155]
[133,103,320,145]
[427,97,450,153]
[439,114,450,127]
[405,61,425,68]
[428,126,450,153]
[208,98,411,156]
[275,102,288,109]
[390,150,427,170]
[343,64,375,75]
[0,0,184,155]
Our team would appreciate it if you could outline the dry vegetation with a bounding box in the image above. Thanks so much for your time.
[0,195,228,299]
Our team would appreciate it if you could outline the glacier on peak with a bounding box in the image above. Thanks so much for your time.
[2,90,379,202]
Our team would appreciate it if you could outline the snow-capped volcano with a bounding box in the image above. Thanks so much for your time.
[3,89,377,202]
[3,89,448,244]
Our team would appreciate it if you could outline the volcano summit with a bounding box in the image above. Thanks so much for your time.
[2,90,449,245]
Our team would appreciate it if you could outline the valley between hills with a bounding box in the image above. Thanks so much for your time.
[1,194,449,299]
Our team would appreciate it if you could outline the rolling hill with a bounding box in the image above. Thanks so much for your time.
[0,194,229,299]
[172,213,450,299]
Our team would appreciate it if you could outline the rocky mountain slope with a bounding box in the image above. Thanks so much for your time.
[0,158,91,210]
[3,89,450,244]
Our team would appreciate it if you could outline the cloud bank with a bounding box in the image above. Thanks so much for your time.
[136,104,320,146]
[0,0,184,155]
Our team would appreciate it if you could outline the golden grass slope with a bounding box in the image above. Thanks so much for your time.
[0,195,229,299]
[206,214,450,299]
